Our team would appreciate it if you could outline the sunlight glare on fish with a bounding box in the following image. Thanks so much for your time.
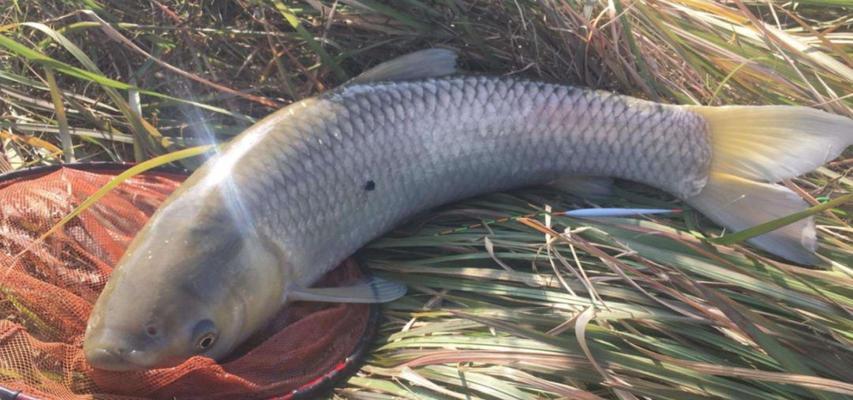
[201,118,275,234]
[201,118,270,189]
[181,102,266,231]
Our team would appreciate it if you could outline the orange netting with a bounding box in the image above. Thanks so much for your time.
[0,165,375,400]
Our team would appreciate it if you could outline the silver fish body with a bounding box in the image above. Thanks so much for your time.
[211,76,711,286]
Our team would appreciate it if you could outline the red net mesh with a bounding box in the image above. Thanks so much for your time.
[0,166,373,399]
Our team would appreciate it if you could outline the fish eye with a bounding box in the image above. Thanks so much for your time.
[192,319,218,352]
[197,332,217,350]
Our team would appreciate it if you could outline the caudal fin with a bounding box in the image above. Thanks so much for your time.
[685,105,852,264]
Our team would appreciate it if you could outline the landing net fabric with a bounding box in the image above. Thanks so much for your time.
[0,165,374,400]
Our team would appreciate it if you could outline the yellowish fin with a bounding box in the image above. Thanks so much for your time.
[685,106,853,264]
[688,172,817,264]
[690,105,852,181]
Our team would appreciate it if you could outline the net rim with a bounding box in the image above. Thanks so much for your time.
[0,162,381,400]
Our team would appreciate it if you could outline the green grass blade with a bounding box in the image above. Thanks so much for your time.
[270,0,348,81]
[35,145,215,242]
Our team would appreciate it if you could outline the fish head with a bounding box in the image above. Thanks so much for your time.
[84,191,285,371]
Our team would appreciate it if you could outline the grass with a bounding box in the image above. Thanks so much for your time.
[1,1,851,399]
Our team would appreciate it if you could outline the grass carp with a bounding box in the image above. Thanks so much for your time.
[83,49,853,371]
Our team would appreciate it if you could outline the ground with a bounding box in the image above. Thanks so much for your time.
[0,1,851,399]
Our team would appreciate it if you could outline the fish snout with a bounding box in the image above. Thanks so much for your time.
[84,329,150,371]
[85,346,141,371]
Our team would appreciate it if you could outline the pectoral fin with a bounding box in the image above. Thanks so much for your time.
[288,276,407,304]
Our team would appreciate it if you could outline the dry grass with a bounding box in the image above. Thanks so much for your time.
[1,1,851,399]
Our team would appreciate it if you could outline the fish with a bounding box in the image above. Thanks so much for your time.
[83,49,853,371]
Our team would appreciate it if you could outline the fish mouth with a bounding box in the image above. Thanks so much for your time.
[84,327,169,371]
[85,347,149,371]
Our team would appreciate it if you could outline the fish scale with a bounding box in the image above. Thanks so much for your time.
[189,76,712,285]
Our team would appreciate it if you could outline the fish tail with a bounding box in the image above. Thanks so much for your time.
[684,105,853,264]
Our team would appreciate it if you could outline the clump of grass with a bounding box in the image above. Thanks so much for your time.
[1,1,851,399]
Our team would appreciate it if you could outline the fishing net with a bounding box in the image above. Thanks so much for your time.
[0,164,377,400]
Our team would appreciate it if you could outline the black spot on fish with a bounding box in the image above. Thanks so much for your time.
[364,180,376,191]
[146,325,158,337]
